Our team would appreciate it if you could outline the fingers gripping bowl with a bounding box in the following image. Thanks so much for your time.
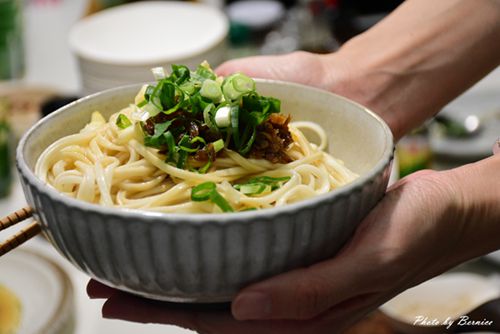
[17,80,393,302]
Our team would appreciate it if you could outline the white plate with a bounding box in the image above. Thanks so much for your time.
[0,249,74,334]
[69,2,228,65]
[486,250,500,266]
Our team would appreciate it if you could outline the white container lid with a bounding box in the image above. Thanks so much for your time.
[227,0,284,30]
[69,1,228,66]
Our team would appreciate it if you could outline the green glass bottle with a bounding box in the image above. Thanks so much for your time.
[0,98,12,198]
[0,0,24,80]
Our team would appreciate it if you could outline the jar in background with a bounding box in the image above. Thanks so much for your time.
[0,0,24,80]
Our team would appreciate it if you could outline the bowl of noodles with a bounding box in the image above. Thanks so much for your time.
[16,63,393,302]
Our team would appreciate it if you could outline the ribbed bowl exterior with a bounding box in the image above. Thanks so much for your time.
[18,163,390,302]
[17,80,394,302]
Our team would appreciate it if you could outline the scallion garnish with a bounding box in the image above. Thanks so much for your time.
[222,73,254,101]
[198,160,212,174]
[232,73,255,94]
[116,114,132,129]
[237,183,268,195]
[230,105,240,148]
[233,176,291,195]
[200,79,222,102]
[139,62,287,174]
[191,182,234,212]
[214,106,231,128]
[151,67,166,80]
[190,136,207,145]
[212,139,224,153]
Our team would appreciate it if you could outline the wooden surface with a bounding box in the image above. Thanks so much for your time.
[345,312,396,334]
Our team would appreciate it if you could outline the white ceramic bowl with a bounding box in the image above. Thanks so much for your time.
[17,80,393,302]
[69,2,228,94]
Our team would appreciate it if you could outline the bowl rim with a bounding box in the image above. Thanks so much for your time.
[68,1,229,66]
[16,79,394,224]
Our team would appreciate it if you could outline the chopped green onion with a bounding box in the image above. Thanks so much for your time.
[141,62,286,171]
[190,136,207,145]
[200,79,222,102]
[232,73,255,93]
[233,176,291,196]
[199,160,212,174]
[215,106,231,128]
[151,67,166,80]
[241,207,257,211]
[230,105,240,148]
[178,135,197,153]
[180,81,196,95]
[116,114,132,129]
[164,131,176,161]
[248,176,291,183]
[235,183,268,195]
[142,102,161,117]
[212,139,224,153]
[144,85,156,101]
[179,146,198,153]
[210,191,234,212]
[238,127,256,155]
[191,181,234,212]
[177,149,188,169]
[195,63,216,80]
[222,73,255,101]
[203,104,218,131]
[222,78,240,101]
[192,182,215,201]
[170,65,190,84]
[153,120,173,138]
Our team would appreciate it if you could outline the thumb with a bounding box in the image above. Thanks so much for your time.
[231,255,365,321]
[215,54,290,78]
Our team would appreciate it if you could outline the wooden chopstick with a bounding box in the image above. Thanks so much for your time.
[0,222,41,257]
[0,207,33,231]
[0,207,41,257]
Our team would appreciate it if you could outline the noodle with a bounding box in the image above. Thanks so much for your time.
[35,107,358,213]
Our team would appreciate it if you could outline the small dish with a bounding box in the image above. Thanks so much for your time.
[380,273,500,334]
[0,248,75,334]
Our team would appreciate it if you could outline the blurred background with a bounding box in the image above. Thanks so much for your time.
[0,0,499,333]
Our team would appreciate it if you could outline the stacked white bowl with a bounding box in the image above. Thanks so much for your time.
[69,1,229,94]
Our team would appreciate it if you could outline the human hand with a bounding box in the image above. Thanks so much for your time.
[216,51,345,93]
[88,169,477,334]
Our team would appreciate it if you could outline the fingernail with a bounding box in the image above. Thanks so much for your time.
[232,291,271,320]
